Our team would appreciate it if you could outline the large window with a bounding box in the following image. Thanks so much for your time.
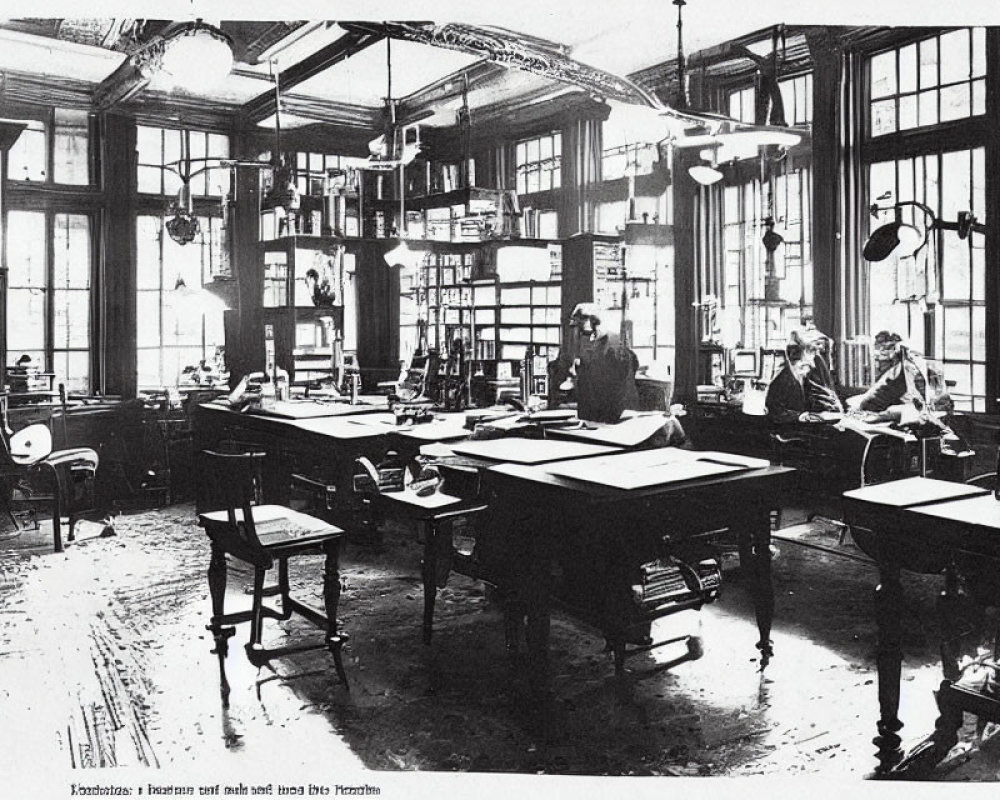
[515,131,562,196]
[864,28,987,411]
[867,148,986,411]
[869,28,986,137]
[137,125,230,197]
[728,87,756,124]
[5,211,93,392]
[708,165,813,351]
[135,126,230,389]
[7,110,92,185]
[778,73,813,126]
[136,215,226,389]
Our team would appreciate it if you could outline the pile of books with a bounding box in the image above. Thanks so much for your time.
[631,557,722,609]
[6,363,53,393]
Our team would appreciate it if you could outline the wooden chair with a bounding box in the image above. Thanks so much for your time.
[197,449,349,706]
[0,388,108,552]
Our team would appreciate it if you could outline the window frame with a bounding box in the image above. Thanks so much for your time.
[860,28,989,411]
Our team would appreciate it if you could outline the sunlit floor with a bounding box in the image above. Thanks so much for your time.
[1,505,998,792]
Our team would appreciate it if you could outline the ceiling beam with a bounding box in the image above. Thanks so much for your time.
[241,28,385,123]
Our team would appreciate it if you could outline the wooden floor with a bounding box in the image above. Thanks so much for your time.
[1,506,999,796]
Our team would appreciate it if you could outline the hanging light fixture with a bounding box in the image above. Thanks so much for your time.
[689,164,724,186]
[152,20,234,90]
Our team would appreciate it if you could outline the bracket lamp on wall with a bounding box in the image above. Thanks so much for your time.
[863,200,985,262]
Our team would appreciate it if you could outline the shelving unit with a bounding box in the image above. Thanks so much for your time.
[561,225,673,372]
[401,238,563,404]
[241,235,357,387]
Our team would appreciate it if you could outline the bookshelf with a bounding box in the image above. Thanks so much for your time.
[400,239,563,404]
[245,235,359,387]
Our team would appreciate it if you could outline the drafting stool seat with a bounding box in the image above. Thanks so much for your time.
[197,449,349,707]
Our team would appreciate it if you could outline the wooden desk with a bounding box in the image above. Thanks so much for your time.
[470,456,794,689]
[843,477,998,776]
[192,403,391,524]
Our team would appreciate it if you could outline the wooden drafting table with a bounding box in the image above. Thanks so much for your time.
[843,476,998,777]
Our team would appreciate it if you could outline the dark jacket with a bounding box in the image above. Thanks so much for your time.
[576,332,640,424]
[765,355,842,424]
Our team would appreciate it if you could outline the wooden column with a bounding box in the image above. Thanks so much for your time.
[807,30,845,345]
[671,149,699,405]
[986,28,1000,415]
[227,131,263,386]
[558,114,605,238]
[99,113,137,398]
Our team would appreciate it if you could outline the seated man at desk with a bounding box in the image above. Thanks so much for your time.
[765,328,844,424]
[846,331,971,457]
[847,331,948,421]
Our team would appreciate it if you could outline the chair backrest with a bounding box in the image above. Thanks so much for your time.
[199,449,270,567]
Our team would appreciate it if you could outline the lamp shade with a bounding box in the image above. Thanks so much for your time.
[863,221,925,262]
[863,221,902,262]
[689,165,724,186]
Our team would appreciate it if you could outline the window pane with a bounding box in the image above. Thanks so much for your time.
[941,150,970,220]
[137,126,163,194]
[938,29,970,85]
[137,291,162,348]
[871,51,897,98]
[943,306,971,359]
[189,131,209,196]
[137,216,163,290]
[52,351,89,394]
[8,124,47,182]
[53,109,91,185]
[919,38,938,89]
[6,288,47,351]
[917,89,938,127]
[871,99,897,136]
[940,84,970,122]
[972,28,986,77]
[899,44,917,94]
[136,348,162,389]
[162,129,183,196]
[942,234,970,301]
[53,289,90,349]
[972,79,986,117]
[7,211,46,287]
[53,214,91,289]
[972,305,985,361]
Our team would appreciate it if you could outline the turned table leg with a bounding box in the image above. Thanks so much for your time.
[323,537,349,688]
[420,520,437,645]
[741,505,775,668]
[873,561,905,774]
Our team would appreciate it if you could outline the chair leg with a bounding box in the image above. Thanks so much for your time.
[52,487,64,554]
[249,568,267,650]
[322,539,349,688]
[206,543,234,707]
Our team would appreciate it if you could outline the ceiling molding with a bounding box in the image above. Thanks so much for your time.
[241,28,386,123]
[0,70,95,110]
